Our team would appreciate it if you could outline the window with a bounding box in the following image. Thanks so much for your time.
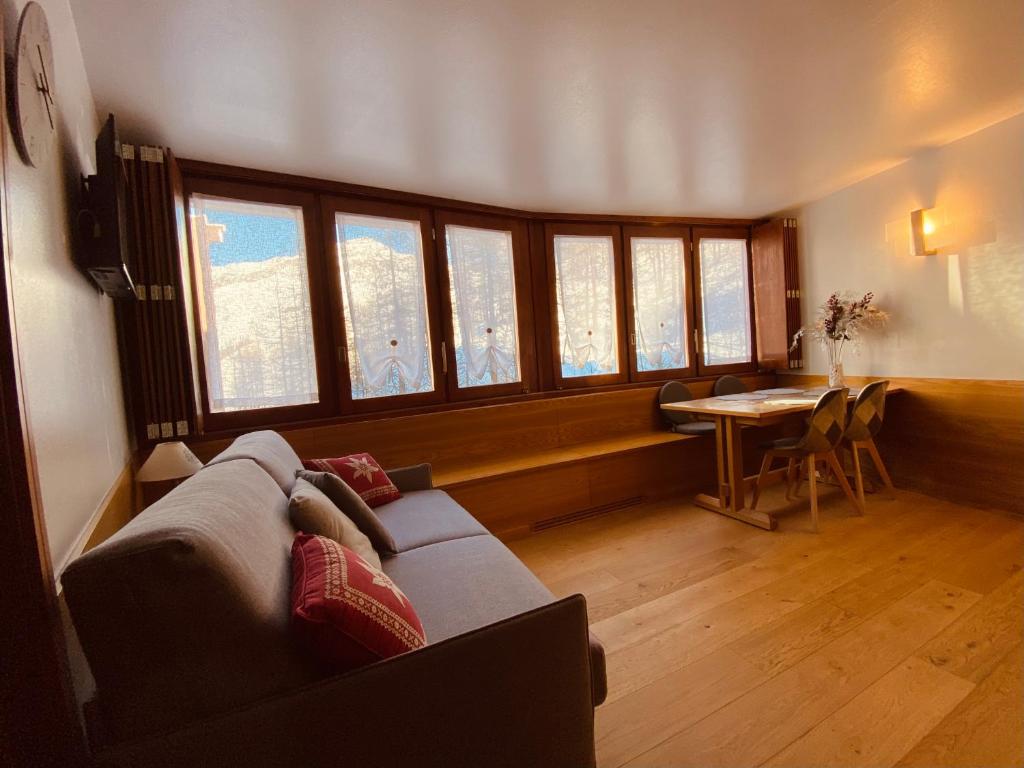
[547,225,626,387]
[188,184,329,426]
[446,224,519,388]
[624,226,695,380]
[694,229,754,371]
[334,211,435,401]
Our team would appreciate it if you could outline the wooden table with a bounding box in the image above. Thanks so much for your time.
[661,386,902,530]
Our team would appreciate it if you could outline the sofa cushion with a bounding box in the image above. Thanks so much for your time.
[374,490,489,552]
[291,534,426,673]
[62,459,319,741]
[297,470,397,555]
[206,430,303,494]
[288,478,381,570]
[382,536,555,642]
[303,453,401,508]
[383,532,608,706]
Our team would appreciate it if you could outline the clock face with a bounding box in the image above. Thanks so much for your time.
[12,2,56,168]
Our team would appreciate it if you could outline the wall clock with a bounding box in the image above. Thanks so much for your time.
[11,2,56,167]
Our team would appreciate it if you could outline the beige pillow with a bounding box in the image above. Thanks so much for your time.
[296,469,398,555]
[288,478,381,570]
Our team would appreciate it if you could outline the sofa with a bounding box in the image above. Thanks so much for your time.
[63,430,606,768]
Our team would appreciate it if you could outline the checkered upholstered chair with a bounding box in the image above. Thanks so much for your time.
[844,379,895,507]
[658,381,716,435]
[712,375,746,396]
[750,387,862,531]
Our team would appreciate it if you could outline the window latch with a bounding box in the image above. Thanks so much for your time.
[693,329,701,355]
[441,341,448,374]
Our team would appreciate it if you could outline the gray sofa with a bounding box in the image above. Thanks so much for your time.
[63,431,606,768]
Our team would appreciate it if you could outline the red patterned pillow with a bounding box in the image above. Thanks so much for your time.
[290,533,426,672]
[302,453,401,508]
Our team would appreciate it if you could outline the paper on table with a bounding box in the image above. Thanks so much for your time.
[754,388,804,395]
[717,393,769,401]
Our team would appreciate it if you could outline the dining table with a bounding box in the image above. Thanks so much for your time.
[661,385,902,530]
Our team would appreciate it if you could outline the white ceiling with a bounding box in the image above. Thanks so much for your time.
[69,0,1023,218]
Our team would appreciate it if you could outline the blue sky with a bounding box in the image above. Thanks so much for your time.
[205,210,300,267]
[205,210,416,266]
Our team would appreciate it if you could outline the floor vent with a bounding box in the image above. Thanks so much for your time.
[531,497,643,532]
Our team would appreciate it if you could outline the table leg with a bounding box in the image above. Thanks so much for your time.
[694,415,776,530]
[714,415,727,506]
[726,416,745,513]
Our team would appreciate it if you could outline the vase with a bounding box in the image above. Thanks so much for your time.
[828,361,846,388]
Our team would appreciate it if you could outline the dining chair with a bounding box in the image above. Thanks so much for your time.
[750,387,861,531]
[712,375,746,396]
[843,379,895,508]
[658,381,717,435]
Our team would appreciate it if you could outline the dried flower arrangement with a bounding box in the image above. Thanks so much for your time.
[792,291,888,387]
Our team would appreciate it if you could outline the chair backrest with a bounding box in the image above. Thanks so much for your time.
[658,381,695,425]
[713,375,746,396]
[796,387,850,453]
[844,380,889,441]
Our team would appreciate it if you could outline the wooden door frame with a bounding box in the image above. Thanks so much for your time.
[0,11,88,766]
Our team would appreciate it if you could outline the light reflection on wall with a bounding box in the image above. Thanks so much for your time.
[799,112,1023,380]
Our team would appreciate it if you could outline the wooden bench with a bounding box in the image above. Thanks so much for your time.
[193,373,775,539]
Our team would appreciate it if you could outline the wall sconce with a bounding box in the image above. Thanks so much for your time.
[910,208,937,256]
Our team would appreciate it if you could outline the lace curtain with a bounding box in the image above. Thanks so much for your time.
[630,237,688,371]
[191,195,318,412]
[445,225,520,387]
[554,235,619,376]
[336,213,433,399]
[699,238,752,365]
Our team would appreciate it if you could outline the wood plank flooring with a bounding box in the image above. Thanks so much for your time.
[509,482,1024,768]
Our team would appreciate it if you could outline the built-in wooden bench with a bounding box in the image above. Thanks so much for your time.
[192,372,775,538]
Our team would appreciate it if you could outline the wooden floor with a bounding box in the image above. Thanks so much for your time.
[509,482,1024,768]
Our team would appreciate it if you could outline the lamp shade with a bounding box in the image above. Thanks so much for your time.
[136,441,204,482]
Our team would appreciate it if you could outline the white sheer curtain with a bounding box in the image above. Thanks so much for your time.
[554,235,619,376]
[191,195,318,413]
[630,237,688,371]
[445,225,520,388]
[699,238,752,365]
[335,213,433,399]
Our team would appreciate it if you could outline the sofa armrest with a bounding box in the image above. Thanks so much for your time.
[96,596,597,768]
[385,463,433,492]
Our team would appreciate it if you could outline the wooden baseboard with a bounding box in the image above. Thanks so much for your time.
[56,463,137,579]
[780,374,1024,516]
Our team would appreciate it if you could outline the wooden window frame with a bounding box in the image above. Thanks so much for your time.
[183,178,338,432]
[434,209,538,401]
[320,195,447,414]
[623,225,697,382]
[692,225,758,377]
[545,223,629,390]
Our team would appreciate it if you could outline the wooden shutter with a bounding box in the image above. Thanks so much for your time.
[116,145,198,446]
[751,218,802,370]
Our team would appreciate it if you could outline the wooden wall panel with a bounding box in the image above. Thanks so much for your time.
[448,463,592,539]
[188,377,781,540]
[780,374,1024,516]
[447,438,722,539]
[191,374,776,465]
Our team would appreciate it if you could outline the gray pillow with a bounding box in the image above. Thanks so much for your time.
[288,478,381,570]
[295,470,398,555]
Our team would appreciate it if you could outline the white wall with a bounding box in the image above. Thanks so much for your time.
[3,0,130,573]
[791,113,1024,381]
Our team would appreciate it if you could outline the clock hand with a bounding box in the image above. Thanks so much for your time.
[35,44,54,130]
